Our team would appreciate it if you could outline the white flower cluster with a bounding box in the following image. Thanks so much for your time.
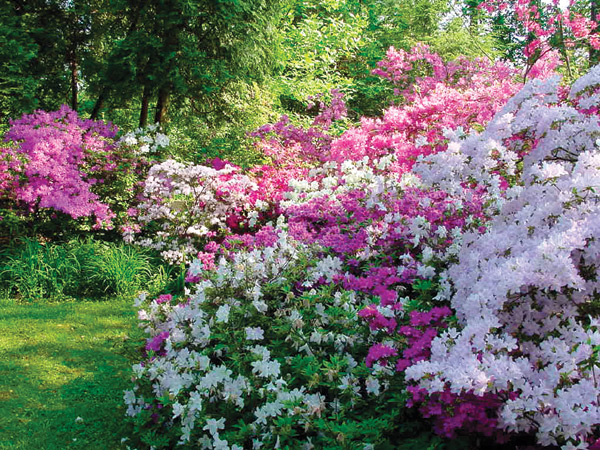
[282,155,410,211]
[118,123,170,154]
[133,159,262,263]
[407,67,600,449]
[126,227,387,448]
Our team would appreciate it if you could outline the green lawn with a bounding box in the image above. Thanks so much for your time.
[0,298,143,450]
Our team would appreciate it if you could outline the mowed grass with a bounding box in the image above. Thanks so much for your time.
[0,297,144,449]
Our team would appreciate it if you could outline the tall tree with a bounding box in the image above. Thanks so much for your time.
[0,1,39,121]
[90,0,283,125]
[0,0,120,121]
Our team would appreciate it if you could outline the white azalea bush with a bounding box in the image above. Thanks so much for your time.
[125,228,423,449]
[126,159,270,265]
[406,70,600,448]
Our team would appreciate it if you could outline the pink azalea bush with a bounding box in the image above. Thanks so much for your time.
[249,88,348,168]
[0,106,170,234]
[0,106,118,228]
[329,43,523,175]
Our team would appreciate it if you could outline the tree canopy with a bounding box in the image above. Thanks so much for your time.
[1,0,599,144]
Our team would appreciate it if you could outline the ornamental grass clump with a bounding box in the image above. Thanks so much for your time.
[0,238,172,301]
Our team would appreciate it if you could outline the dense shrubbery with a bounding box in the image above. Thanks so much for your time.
[120,41,600,450]
[405,69,600,448]
[3,3,600,448]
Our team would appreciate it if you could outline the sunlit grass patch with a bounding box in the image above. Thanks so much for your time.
[0,297,144,450]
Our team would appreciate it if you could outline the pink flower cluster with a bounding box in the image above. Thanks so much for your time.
[0,106,119,227]
[329,44,521,175]
[478,0,600,63]
[407,386,510,441]
[249,88,347,168]
[360,301,511,440]
[286,184,487,288]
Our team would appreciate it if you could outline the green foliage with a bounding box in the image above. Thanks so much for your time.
[274,0,371,105]
[0,238,175,301]
[164,80,276,166]
[87,0,284,125]
[0,239,81,300]
[126,244,451,449]
[0,2,39,120]
[76,241,152,296]
[0,0,510,165]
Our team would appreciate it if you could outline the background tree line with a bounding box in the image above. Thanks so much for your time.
[1,0,598,162]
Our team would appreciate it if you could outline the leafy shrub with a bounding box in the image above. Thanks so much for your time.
[404,66,600,449]
[126,228,450,449]
[0,106,118,227]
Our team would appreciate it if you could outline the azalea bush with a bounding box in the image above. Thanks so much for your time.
[404,69,600,449]
[126,229,407,449]
[328,42,567,177]
[0,106,118,230]
[125,153,496,448]
[0,107,169,238]
[124,26,600,449]
[125,158,279,265]
[478,0,600,79]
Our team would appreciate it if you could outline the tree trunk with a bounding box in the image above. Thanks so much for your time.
[66,19,79,112]
[591,0,600,66]
[139,84,150,128]
[90,88,107,120]
[154,85,171,124]
[70,56,77,111]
